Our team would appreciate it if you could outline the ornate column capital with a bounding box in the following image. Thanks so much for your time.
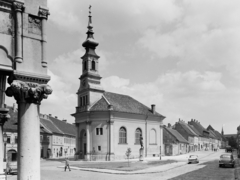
[5,80,52,105]
[39,6,50,19]
[13,0,25,12]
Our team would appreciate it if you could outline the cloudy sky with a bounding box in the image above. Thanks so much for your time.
[6,0,240,134]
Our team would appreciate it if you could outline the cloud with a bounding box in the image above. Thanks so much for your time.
[101,70,233,130]
[48,0,182,33]
[138,0,240,78]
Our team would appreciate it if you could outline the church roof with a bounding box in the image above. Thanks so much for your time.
[90,91,165,118]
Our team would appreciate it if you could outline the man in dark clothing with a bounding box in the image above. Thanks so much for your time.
[64,158,71,171]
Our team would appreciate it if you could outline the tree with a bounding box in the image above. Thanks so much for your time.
[228,136,237,149]
[125,148,131,167]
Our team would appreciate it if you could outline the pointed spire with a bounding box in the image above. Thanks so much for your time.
[221,126,224,135]
[82,5,99,48]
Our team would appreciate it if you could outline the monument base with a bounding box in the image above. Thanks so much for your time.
[139,147,144,161]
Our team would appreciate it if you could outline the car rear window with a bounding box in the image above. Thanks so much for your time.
[221,155,231,158]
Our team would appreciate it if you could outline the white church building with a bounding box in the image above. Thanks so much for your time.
[72,10,165,161]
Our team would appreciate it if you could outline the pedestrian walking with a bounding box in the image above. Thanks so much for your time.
[64,157,71,171]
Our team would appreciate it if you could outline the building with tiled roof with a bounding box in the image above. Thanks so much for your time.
[72,10,165,161]
[188,119,215,150]
[163,125,189,156]
[173,119,198,152]
[3,104,76,161]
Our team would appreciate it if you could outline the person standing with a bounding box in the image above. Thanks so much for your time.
[64,158,71,171]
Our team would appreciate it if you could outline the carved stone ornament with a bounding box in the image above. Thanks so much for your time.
[28,15,41,35]
[13,1,24,12]
[39,6,50,19]
[5,80,52,104]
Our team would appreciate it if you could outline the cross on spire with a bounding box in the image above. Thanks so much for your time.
[89,5,91,16]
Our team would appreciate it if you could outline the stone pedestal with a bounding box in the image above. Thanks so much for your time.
[6,80,52,180]
[139,147,144,161]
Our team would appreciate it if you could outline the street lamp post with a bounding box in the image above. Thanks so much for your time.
[3,132,7,162]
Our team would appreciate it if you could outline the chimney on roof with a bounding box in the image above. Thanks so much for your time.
[179,118,180,122]
[62,119,67,123]
[167,123,171,128]
[151,104,155,114]
[49,114,52,117]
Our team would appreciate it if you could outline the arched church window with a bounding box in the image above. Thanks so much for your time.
[135,128,142,144]
[149,129,156,144]
[84,61,87,71]
[91,61,96,70]
[119,127,127,144]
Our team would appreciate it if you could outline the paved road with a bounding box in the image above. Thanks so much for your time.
[6,149,235,180]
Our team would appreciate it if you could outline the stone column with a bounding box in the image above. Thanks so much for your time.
[39,6,50,68]
[6,80,52,180]
[13,1,24,63]
[85,121,91,161]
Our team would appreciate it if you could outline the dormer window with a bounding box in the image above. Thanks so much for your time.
[91,61,96,70]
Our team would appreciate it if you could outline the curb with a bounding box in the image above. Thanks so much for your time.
[58,162,187,175]
[57,151,217,175]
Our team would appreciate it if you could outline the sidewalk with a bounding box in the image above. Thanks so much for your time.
[234,157,240,180]
[58,150,219,175]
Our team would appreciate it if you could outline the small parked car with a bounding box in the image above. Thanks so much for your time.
[6,161,18,174]
[188,155,199,164]
[219,154,235,168]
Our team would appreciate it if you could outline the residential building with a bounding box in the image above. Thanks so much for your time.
[173,119,198,152]
[3,105,76,161]
[163,124,189,156]
[188,119,213,150]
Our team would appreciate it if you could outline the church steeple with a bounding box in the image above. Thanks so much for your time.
[221,126,224,136]
[77,6,104,112]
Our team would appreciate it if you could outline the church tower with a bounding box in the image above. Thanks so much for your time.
[77,6,104,112]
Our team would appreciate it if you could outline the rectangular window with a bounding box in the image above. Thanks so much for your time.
[7,136,11,144]
[86,95,88,105]
[80,97,83,106]
[15,136,18,144]
[98,146,101,151]
[96,128,103,135]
